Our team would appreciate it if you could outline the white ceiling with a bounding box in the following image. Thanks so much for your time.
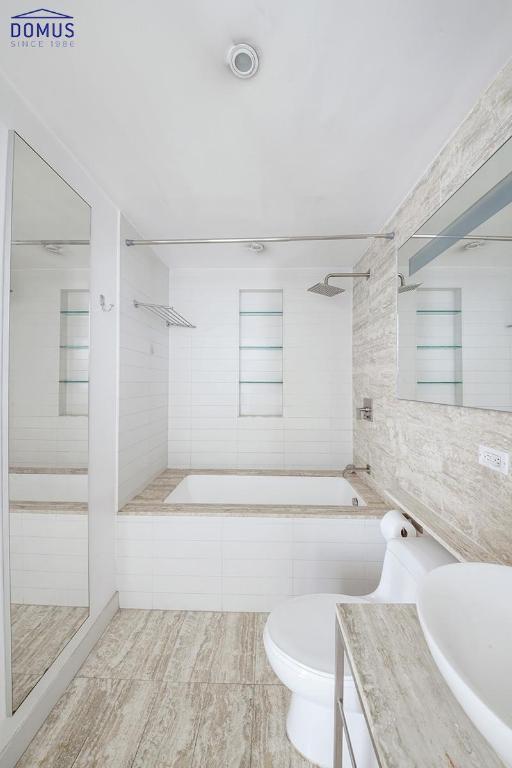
[11,133,90,269]
[1,0,512,268]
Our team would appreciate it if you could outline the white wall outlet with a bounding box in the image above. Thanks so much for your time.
[478,445,509,475]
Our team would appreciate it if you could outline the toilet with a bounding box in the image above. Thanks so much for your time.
[263,513,457,768]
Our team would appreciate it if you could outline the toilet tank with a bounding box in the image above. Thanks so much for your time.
[371,534,457,603]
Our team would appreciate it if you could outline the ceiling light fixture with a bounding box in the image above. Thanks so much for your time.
[227,43,259,79]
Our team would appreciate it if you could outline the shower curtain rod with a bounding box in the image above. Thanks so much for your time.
[12,239,90,246]
[125,232,395,246]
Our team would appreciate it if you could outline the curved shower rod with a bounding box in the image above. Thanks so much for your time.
[125,232,395,246]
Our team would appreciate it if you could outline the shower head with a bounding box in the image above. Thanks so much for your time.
[307,270,370,297]
[308,281,345,296]
[398,273,422,293]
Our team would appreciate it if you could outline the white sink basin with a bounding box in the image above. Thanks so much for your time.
[417,562,512,766]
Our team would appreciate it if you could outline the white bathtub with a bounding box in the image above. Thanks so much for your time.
[9,473,88,502]
[164,474,366,506]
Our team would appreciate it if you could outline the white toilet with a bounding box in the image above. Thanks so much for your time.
[264,513,456,768]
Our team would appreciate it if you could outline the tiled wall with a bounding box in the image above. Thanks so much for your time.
[168,268,353,470]
[399,271,512,410]
[10,511,88,607]
[353,60,512,558]
[9,267,89,468]
[118,220,170,506]
[116,515,385,612]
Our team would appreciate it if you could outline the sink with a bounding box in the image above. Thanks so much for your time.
[417,562,512,766]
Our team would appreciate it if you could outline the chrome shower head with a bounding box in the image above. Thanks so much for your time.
[307,281,345,297]
[398,273,422,293]
[307,271,370,297]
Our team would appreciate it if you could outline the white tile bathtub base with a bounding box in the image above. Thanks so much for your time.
[116,516,385,611]
[11,512,88,607]
[9,472,88,502]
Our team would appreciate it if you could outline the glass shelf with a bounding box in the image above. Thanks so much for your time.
[60,345,89,349]
[416,310,461,315]
[240,380,283,384]
[239,311,283,315]
[416,345,462,349]
[417,381,462,384]
[240,345,283,350]
[59,380,89,384]
[60,310,89,315]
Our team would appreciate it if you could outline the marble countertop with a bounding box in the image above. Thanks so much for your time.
[119,468,390,518]
[336,603,504,768]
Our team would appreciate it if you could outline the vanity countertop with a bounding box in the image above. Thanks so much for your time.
[336,603,505,768]
[118,468,390,518]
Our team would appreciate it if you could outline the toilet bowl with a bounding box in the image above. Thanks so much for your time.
[264,520,456,768]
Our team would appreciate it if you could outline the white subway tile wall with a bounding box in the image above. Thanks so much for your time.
[9,268,89,467]
[168,268,353,470]
[10,512,88,607]
[116,515,385,611]
[118,222,170,506]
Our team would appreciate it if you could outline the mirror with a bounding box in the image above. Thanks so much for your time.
[397,135,512,412]
[8,134,90,711]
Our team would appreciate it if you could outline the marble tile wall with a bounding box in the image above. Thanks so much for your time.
[353,60,512,556]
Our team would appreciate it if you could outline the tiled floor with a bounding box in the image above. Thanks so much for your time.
[16,609,315,767]
[11,604,88,711]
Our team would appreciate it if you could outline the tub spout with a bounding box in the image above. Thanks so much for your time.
[342,463,370,478]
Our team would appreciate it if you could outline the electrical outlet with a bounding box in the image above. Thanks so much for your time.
[478,445,509,475]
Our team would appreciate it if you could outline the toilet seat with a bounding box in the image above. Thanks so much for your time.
[265,592,371,676]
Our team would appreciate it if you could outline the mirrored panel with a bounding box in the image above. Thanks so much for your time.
[8,133,90,711]
[398,136,512,412]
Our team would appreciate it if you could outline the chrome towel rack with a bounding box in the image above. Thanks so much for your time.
[133,300,195,328]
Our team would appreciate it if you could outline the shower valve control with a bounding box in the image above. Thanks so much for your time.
[357,398,373,422]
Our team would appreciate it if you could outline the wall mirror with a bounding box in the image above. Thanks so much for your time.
[397,135,512,412]
[7,133,90,711]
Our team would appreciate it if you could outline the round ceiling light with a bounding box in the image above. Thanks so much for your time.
[228,43,259,79]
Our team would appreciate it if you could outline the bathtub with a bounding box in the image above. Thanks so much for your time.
[9,472,88,502]
[164,474,366,506]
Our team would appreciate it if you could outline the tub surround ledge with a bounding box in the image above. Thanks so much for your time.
[9,467,88,474]
[118,468,389,518]
[10,501,88,515]
[335,603,505,768]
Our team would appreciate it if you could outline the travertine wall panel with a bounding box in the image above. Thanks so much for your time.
[353,60,512,559]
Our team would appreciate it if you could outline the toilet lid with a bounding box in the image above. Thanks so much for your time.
[266,593,370,676]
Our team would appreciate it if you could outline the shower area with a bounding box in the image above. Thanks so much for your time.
[115,230,390,612]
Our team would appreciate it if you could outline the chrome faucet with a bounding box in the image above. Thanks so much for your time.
[342,463,370,478]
